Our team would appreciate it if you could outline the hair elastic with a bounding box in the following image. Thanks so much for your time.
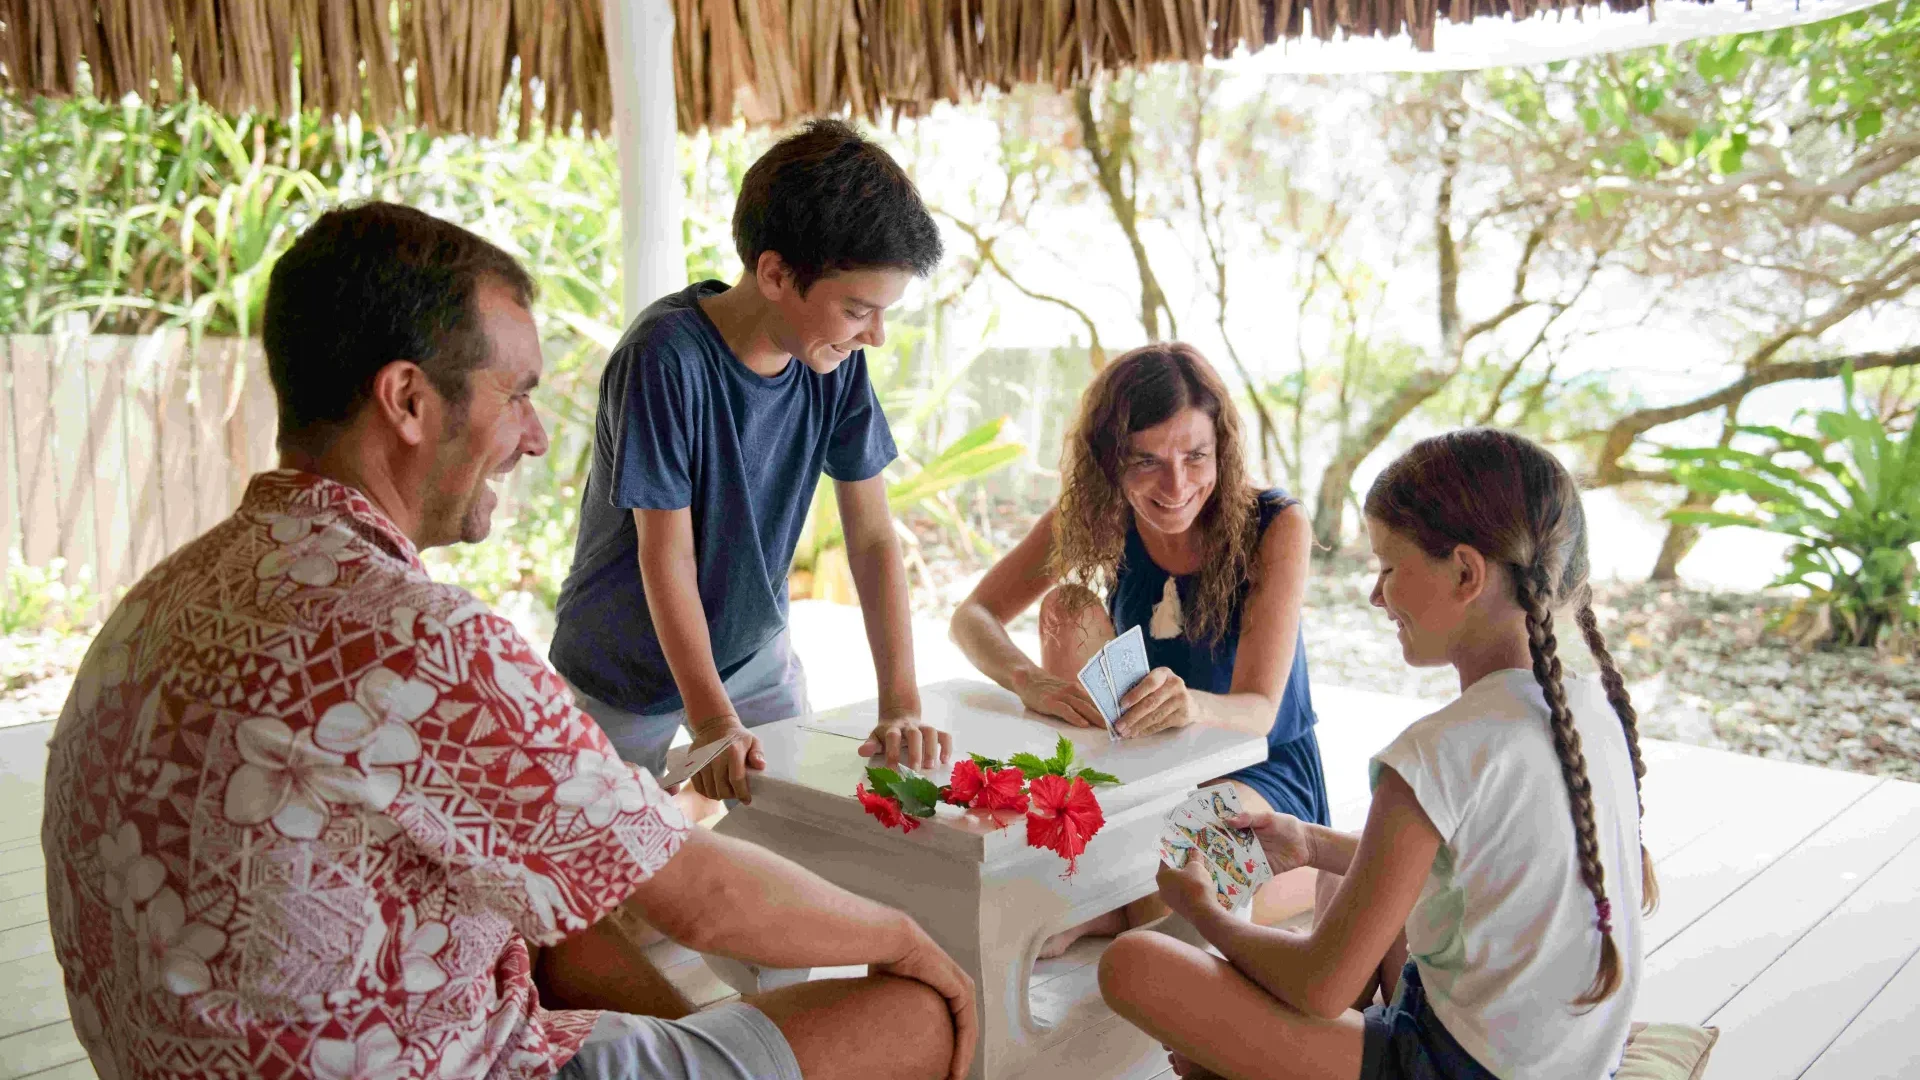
[1595,899,1613,935]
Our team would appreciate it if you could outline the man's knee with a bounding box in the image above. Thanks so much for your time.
[877,974,955,1078]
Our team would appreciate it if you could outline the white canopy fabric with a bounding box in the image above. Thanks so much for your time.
[1213,0,1886,74]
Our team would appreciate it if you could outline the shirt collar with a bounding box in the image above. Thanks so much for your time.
[242,469,424,571]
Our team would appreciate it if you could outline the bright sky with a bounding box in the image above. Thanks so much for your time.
[1213,0,1888,74]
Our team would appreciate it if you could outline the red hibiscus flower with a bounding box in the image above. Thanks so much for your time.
[972,766,1030,813]
[857,784,920,833]
[1025,774,1105,874]
[941,759,987,806]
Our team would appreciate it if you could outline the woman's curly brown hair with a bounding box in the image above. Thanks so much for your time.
[1049,342,1261,645]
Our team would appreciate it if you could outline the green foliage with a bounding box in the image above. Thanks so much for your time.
[2,553,99,634]
[864,765,943,818]
[993,736,1120,786]
[1659,371,1920,648]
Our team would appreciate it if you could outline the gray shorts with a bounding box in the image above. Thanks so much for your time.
[569,631,811,777]
[557,1004,802,1080]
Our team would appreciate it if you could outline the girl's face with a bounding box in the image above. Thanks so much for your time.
[1120,407,1218,538]
[1366,516,1470,668]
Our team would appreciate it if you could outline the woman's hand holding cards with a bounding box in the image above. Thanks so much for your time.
[1011,666,1107,729]
[1228,810,1314,875]
[1116,667,1193,737]
[689,713,766,803]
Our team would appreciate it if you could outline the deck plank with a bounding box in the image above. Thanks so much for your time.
[0,1021,86,1080]
[1637,779,1920,1025]
[0,953,68,1040]
[1640,769,1877,955]
[0,923,52,965]
[1800,945,1920,1080]
[1697,824,1920,1079]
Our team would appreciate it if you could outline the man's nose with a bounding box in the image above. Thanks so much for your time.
[860,312,886,349]
[524,408,550,458]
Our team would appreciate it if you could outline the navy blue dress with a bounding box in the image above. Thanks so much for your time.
[1106,489,1330,826]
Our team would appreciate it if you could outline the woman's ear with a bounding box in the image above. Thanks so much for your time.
[1450,543,1490,606]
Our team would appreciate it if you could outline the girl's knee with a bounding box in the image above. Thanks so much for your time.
[1098,930,1181,1009]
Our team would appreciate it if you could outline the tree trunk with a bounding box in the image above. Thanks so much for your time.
[1073,82,1176,342]
[1649,491,1708,581]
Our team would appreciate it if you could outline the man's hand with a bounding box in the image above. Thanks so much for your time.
[689,714,765,803]
[1009,666,1106,728]
[1117,668,1193,738]
[1227,810,1315,876]
[873,923,978,1080]
[858,715,952,771]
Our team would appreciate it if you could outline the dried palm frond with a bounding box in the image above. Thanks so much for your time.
[0,0,1658,136]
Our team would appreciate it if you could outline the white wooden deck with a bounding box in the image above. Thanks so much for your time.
[4,603,1919,1078]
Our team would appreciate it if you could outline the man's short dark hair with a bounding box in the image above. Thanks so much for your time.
[733,119,942,294]
[262,202,535,453]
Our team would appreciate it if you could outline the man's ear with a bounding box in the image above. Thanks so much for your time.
[367,360,436,447]
[1450,543,1490,606]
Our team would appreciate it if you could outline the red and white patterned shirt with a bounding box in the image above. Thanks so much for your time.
[43,470,690,1080]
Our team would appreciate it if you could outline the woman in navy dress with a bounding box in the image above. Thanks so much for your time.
[951,342,1327,956]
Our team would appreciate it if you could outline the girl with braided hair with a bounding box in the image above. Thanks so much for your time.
[1100,428,1656,1080]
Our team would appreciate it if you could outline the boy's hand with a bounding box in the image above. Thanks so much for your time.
[689,714,765,803]
[858,715,952,771]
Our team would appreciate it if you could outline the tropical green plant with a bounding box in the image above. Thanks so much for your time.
[2,552,99,635]
[1659,370,1920,649]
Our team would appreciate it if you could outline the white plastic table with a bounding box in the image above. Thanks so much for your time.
[706,677,1267,1080]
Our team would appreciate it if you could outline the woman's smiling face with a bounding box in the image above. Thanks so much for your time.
[1120,407,1218,538]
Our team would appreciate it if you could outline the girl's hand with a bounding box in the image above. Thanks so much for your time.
[1117,668,1191,738]
[1155,856,1219,926]
[1010,667,1106,729]
[1227,810,1314,876]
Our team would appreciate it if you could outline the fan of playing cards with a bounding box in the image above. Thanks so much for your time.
[1159,785,1275,911]
[1079,626,1151,739]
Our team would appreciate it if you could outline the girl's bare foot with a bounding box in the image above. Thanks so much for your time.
[1038,909,1130,959]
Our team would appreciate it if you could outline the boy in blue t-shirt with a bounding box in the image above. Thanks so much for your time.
[551,120,950,803]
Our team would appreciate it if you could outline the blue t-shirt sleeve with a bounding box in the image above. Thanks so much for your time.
[824,351,898,482]
[606,333,699,510]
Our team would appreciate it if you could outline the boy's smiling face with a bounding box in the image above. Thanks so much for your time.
[759,258,912,374]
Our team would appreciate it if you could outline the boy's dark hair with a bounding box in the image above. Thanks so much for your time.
[262,202,536,454]
[732,119,942,293]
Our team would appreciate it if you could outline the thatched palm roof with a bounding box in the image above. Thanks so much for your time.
[1,0,1656,136]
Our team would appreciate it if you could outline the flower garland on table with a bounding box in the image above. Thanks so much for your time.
[855,736,1119,874]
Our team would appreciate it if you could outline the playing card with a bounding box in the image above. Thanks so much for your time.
[1160,785,1274,911]
[658,734,740,789]
[1076,651,1122,735]
[1103,625,1151,710]
[1159,817,1198,869]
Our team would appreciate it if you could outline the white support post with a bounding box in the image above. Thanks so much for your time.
[602,0,687,326]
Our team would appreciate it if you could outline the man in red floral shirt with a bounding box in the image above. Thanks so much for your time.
[42,202,975,1080]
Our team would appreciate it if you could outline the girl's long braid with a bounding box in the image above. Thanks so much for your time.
[1517,569,1621,1007]
[1576,598,1660,912]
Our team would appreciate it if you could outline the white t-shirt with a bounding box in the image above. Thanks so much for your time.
[1371,668,1645,1080]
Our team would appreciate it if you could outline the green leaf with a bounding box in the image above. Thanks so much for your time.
[1854,109,1883,140]
[1046,735,1076,775]
[1008,752,1051,779]
[967,752,1007,771]
[865,766,903,791]
[1071,767,1121,787]
[887,774,943,817]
